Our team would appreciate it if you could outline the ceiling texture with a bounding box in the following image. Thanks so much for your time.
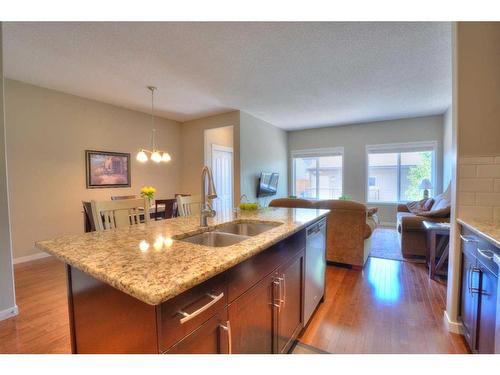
[3,22,451,130]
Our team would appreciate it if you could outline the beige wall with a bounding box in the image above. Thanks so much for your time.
[180,111,240,203]
[442,106,453,190]
[457,22,500,157]
[288,115,445,224]
[239,111,288,204]
[455,22,500,222]
[446,22,500,332]
[4,79,182,260]
[0,24,17,319]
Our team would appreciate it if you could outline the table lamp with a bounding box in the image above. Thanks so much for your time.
[419,178,433,199]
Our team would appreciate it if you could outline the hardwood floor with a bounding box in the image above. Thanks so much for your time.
[0,255,469,354]
[0,257,70,354]
[298,257,470,354]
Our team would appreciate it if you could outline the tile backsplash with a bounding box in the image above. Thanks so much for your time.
[458,156,500,222]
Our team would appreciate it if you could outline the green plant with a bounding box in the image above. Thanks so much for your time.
[338,194,352,201]
[405,152,432,201]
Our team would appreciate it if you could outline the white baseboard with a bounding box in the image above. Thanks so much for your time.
[0,305,19,322]
[379,222,396,227]
[13,251,51,265]
[443,310,463,334]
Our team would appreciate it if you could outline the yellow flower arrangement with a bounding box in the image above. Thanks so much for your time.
[140,186,156,200]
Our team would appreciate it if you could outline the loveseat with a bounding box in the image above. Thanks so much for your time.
[397,188,451,258]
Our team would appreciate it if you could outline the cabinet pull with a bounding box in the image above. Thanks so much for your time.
[469,266,481,294]
[272,279,282,311]
[178,292,224,324]
[460,234,478,243]
[477,248,494,261]
[276,277,284,305]
[220,320,232,354]
[282,274,286,306]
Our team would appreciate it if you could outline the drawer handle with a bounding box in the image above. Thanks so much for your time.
[220,320,232,354]
[178,292,224,324]
[460,234,478,243]
[478,248,494,261]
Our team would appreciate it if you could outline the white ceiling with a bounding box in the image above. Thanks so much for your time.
[3,22,451,130]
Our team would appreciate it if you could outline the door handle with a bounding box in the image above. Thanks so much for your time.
[220,320,232,354]
[178,292,224,324]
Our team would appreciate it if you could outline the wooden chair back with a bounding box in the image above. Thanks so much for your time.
[91,198,150,231]
[111,195,137,201]
[176,195,202,217]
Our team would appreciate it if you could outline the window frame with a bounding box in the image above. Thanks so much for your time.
[365,141,437,204]
[290,147,344,200]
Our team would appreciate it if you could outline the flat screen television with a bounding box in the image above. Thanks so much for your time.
[257,172,279,197]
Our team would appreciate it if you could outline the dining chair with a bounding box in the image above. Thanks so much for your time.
[155,198,177,220]
[111,195,137,200]
[176,195,202,217]
[91,198,150,231]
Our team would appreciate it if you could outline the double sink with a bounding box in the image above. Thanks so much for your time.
[177,221,282,248]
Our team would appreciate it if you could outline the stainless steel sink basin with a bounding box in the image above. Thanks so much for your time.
[178,231,250,247]
[215,221,282,237]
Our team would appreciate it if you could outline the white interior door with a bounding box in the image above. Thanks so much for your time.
[211,144,233,214]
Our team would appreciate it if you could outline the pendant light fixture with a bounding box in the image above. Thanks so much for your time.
[136,86,171,163]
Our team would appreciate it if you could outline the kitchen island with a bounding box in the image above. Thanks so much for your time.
[36,207,328,354]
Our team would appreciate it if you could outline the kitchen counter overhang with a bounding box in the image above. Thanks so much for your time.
[35,207,329,305]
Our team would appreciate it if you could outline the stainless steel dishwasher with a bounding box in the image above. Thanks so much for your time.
[304,218,326,324]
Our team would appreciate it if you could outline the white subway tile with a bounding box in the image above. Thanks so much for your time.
[494,208,500,223]
[458,165,477,178]
[458,192,476,205]
[458,205,494,221]
[477,164,500,178]
[476,192,500,206]
[458,178,494,192]
[459,156,495,165]
[495,179,500,193]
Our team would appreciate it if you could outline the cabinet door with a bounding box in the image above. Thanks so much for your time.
[477,266,498,354]
[228,271,279,354]
[277,250,305,353]
[165,309,229,354]
[460,251,479,351]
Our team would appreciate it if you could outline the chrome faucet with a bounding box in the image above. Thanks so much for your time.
[200,166,217,227]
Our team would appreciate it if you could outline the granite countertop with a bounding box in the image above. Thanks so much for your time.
[457,218,500,248]
[36,207,329,305]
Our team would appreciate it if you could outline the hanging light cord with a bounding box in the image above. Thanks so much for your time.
[149,86,156,150]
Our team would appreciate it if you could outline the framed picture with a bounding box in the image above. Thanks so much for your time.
[85,150,131,188]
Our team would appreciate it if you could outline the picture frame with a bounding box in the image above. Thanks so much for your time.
[85,150,131,188]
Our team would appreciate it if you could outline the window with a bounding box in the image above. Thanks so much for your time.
[366,142,436,203]
[292,148,343,200]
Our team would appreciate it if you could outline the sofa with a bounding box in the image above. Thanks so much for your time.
[269,198,377,269]
[396,188,451,258]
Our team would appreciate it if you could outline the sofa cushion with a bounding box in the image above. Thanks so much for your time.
[418,205,451,218]
[407,198,434,214]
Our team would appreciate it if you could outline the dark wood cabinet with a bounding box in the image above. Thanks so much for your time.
[165,309,230,354]
[228,271,278,353]
[276,250,305,353]
[459,227,498,354]
[461,249,478,349]
[477,264,498,354]
[67,219,324,354]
